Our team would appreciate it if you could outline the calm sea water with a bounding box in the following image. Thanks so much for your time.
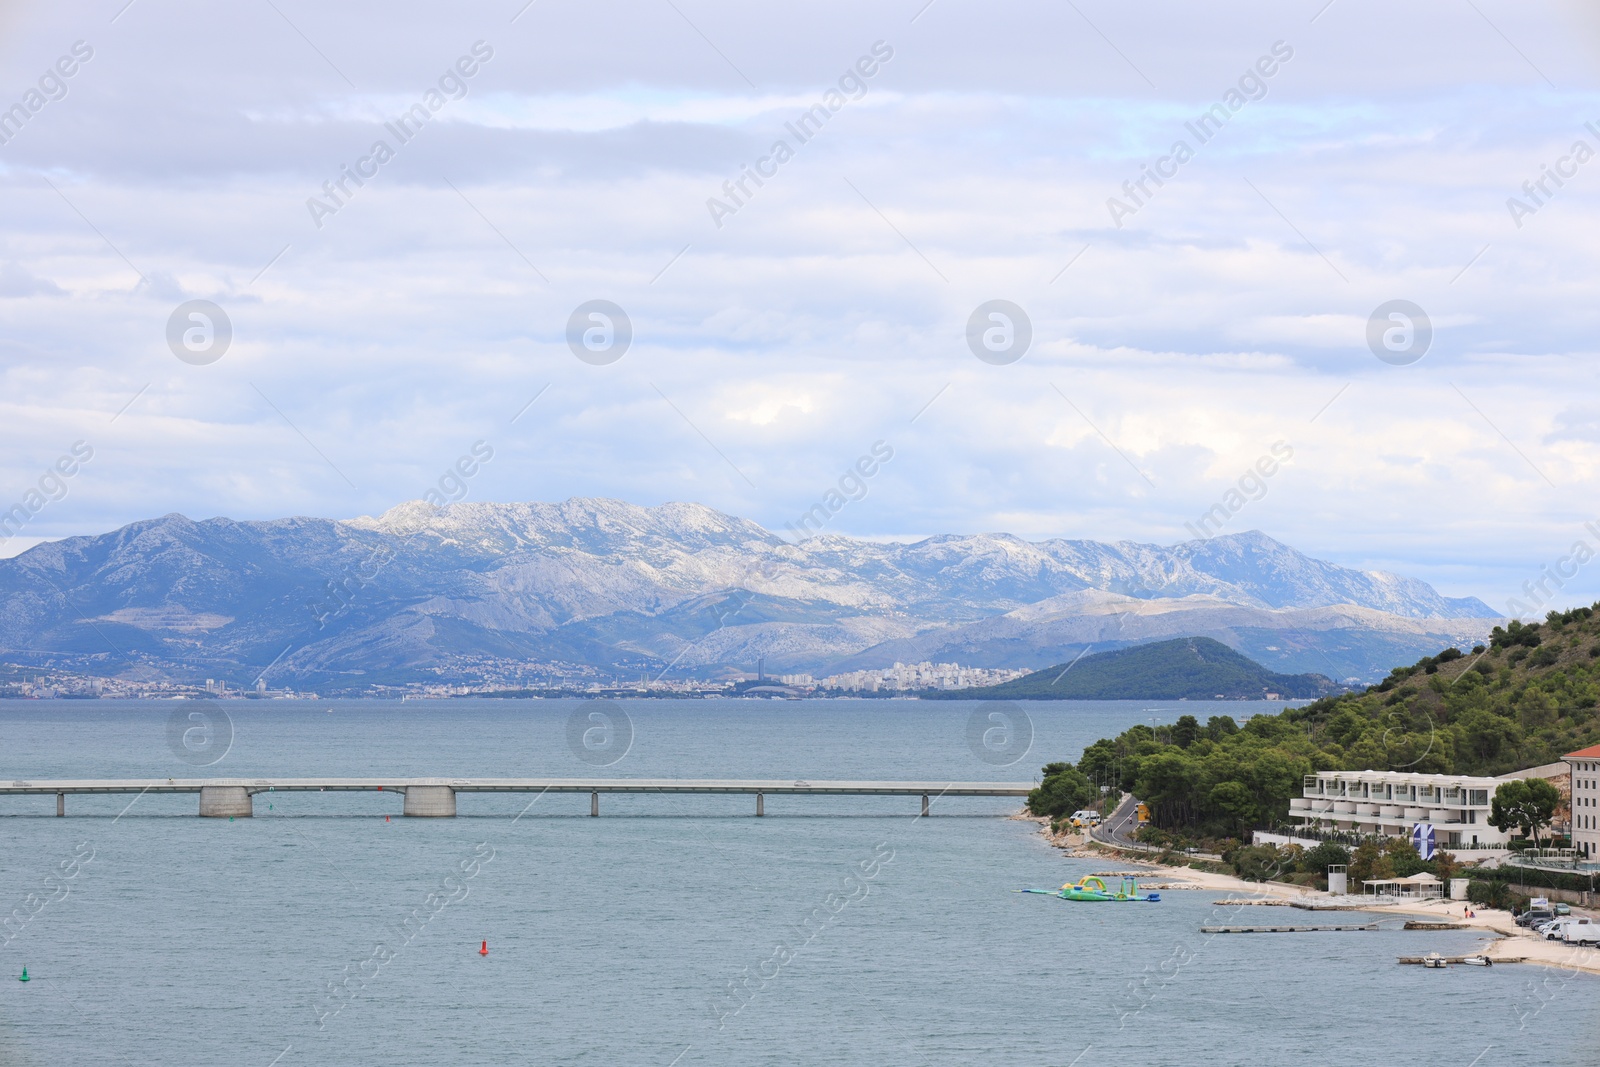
[0,698,1593,1065]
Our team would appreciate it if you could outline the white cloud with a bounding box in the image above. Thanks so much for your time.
[1,0,1599,612]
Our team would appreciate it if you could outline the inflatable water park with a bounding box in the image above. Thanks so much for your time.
[1019,875,1161,902]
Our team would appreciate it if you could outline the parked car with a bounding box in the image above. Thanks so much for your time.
[1068,809,1101,829]
[1554,902,1572,916]
[1518,909,1555,928]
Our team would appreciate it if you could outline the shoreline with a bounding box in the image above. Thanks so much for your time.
[1029,818,1600,977]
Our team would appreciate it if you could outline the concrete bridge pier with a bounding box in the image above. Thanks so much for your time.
[590,791,599,817]
[56,792,64,817]
[921,794,929,817]
[403,785,457,817]
[199,785,253,818]
[756,792,764,817]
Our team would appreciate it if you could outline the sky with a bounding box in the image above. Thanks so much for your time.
[1,0,1599,617]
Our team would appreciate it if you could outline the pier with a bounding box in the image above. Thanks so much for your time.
[1201,923,1380,933]
[0,778,1031,818]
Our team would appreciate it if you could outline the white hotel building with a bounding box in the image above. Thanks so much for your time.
[1289,770,1517,849]
[1566,744,1600,860]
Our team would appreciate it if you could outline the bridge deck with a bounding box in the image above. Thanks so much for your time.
[1,778,1032,796]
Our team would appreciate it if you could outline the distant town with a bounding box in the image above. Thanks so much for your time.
[0,660,1031,701]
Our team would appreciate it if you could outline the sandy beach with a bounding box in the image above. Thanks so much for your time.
[1034,821,1600,976]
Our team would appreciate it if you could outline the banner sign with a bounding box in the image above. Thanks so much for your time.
[1411,822,1436,860]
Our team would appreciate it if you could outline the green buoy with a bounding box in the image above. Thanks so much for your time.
[18,966,29,982]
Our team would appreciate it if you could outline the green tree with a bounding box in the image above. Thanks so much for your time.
[1348,840,1396,887]
[1133,751,1200,826]
[1171,714,1201,748]
[1453,707,1521,767]
[1298,841,1351,875]
[1208,780,1257,837]
[1026,764,1098,819]
[1076,739,1118,785]
[1384,836,1425,878]
[1516,687,1558,730]
[1490,778,1561,845]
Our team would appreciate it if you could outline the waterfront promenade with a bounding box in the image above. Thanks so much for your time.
[0,778,1033,817]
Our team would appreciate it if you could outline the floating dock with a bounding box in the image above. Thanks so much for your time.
[1202,923,1379,933]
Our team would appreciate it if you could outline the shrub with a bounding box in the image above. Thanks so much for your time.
[1229,844,1295,882]
[1467,880,1515,910]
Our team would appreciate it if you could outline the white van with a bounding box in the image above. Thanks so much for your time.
[1068,809,1101,829]
[1562,918,1600,945]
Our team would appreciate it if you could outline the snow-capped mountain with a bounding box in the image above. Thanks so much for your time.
[0,498,1498,691]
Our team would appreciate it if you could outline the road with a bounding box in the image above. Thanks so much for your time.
[1092,793,1143,847]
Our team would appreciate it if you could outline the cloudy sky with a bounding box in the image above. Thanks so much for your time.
[1,0,1598,614]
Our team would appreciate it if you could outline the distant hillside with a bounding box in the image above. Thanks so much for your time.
[931,636,1340,700]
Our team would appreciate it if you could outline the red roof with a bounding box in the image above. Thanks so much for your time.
[1564,744,1600,759]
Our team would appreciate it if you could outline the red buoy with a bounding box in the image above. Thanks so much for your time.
[479,941,488,956]
[385,815,390,823]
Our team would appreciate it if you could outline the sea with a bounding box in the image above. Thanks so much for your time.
[0,698,1593,1065]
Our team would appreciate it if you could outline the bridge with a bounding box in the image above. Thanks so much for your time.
[0,778,1034,818]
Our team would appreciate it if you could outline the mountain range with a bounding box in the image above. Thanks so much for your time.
[0,498,1500,693]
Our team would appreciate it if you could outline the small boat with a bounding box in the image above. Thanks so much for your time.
[1460,955,1493,966]
[1422,953,1448,969]
[1020,875,1160,902]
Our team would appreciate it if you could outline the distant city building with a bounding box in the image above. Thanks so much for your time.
[818,661,1030,693]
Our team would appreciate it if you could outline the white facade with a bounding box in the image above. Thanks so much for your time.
[1289,770,1511,849]
[1565,746,1600,860]
[818,661,1029,692]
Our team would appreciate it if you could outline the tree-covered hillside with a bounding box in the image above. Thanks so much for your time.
[1032,606,1600,836]
[930,636,1338,700]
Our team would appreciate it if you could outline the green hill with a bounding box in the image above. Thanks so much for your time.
[1028,606,1600,838]
[932,636,1339,700]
